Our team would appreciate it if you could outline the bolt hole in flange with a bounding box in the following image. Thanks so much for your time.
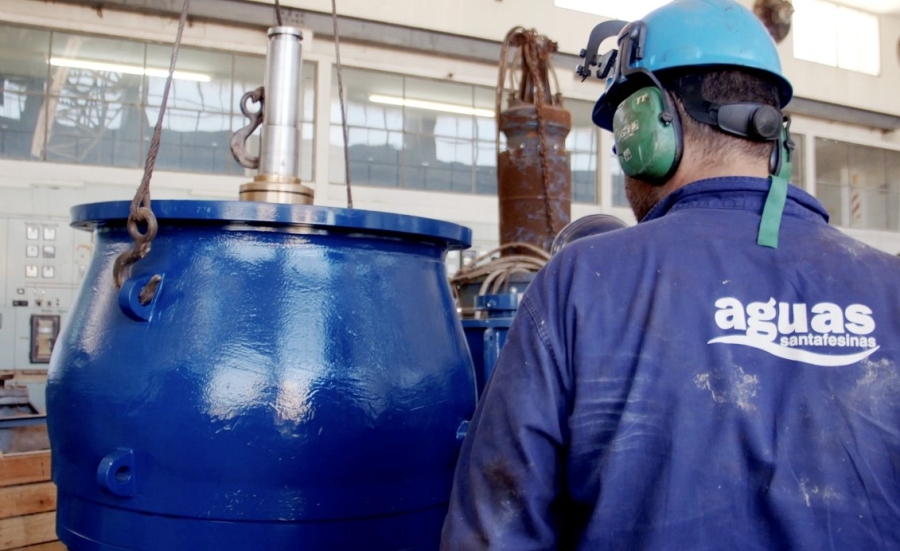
[97,448,137,497]
[115,466,133,484]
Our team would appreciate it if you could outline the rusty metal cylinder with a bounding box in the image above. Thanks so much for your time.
[498,103,572,252]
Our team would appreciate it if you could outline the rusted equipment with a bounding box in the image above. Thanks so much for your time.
[451,28,571,319]
[497,28,572,253]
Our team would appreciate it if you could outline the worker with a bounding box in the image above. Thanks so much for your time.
[441,0,900,548]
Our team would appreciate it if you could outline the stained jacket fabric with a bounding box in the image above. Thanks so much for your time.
[442,177,900,550]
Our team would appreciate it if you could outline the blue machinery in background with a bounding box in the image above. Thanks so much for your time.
[462,293,519,393]
[460,214,627,394]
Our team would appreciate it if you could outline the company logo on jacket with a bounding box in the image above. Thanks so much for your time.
[708,298,878,366]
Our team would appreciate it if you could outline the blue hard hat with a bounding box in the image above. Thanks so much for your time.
[592,0,793,131]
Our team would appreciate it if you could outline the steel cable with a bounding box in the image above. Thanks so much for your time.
[332,0,353,208]
[112,0,191,301]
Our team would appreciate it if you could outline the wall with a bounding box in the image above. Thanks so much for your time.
[266,0,900,118]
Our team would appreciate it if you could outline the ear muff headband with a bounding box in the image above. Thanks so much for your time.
[688,103,782,140]
[669,73,784,141]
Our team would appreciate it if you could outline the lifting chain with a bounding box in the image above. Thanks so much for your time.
[111,0,191,303]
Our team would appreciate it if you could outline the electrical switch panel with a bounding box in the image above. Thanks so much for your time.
[30,315,60,364]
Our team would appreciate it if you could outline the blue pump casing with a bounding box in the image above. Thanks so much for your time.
[462,293,519,395]
[46,200,477,551]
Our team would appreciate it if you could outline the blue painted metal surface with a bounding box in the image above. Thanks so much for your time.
[461,293,519,395]
[47,201,477,551]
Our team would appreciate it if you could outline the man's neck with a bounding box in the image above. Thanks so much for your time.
[663,158,769,196]
[661,156,769,198]
[626,154,770,221]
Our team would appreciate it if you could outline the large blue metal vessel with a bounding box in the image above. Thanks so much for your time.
[46,200,476,550]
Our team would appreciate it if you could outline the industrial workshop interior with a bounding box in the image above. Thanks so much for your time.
[1,0,900,548]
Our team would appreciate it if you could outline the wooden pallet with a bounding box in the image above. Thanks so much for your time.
[0,450,65,551]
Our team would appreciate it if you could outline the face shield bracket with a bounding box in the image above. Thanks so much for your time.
[575,20,628,81]
[578,21,678,128]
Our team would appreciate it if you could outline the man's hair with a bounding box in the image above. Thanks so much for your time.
[661,68,781,164]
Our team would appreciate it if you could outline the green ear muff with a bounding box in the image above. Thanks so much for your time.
[612,86,682,185]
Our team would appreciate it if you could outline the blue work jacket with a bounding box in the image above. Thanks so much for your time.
[442,177,900,550]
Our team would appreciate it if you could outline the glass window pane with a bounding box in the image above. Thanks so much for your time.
[1,23,317,178]
[233,54,265,108]
[476,166,497,195]
[849,144,885,190]
[334,68,403,126]
[848,144,886,230]
[475,141,497,195]
[403,133,434,167]
[817,183,843,225]
[887,151,900,231]
[812,138,900,230]
[0,24,50,95]
[294,63,316,182]
[403,133,472,191]
[571,152,597,203]
[814,138,848,225]
[300,121,314,183]
[50,33,144,103]
[474,87,498,141]
[403,76,474,134]
[337,125,401,186]
[301,63,316,122]
[144,108,231,173]
[146,45,232,111]
[47,101,141,166]
[837,6,879,75]
[328,68,403,187]
[790,133,804,188]
[0,92,44,160]
[565,99,599,204]
[793,0,838,67]
[793,0,879,75]
[403,108,445,136]
[431,114,474,139]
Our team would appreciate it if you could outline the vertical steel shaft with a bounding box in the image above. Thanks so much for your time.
[259,26,303,179]
[239,26,314,204]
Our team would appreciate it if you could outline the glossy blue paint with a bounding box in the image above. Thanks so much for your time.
[47,201,477,551]
[461,293,519,395]
[70,200,471,248]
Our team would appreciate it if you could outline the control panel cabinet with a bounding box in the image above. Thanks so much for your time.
[0,215,91,411]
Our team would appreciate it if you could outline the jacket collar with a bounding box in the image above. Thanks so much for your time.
[642,176,830,224]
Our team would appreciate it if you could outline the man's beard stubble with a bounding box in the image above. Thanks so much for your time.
[624,175,668,222]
